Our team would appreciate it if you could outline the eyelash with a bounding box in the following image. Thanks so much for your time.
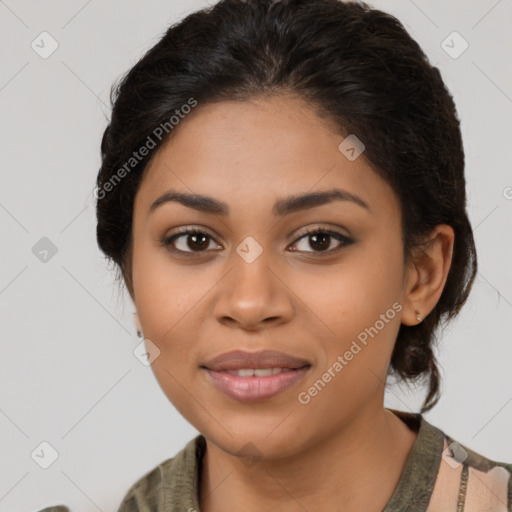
[161,226,354,257]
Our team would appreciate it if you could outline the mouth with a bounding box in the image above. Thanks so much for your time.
[201,350,312,402]
[223,367,302,376]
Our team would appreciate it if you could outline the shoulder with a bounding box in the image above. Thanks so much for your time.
[441,427,512,479]
[444,431,512,474]
[34,436,202,512]
[117,434,205,512]
[428,422,511,511]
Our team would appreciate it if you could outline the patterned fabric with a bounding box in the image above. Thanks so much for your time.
[37,408,511,512]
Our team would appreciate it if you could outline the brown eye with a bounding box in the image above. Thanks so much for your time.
[162,227,353,256]
[308,232,330,251]
[162,229,220,253]
[291,228,354,254]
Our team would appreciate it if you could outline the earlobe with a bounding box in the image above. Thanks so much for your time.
[401,306,424,326]
[134,311,143,339]
[401,224,455,326]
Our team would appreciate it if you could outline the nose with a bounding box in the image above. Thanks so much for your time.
[212,247,294,331]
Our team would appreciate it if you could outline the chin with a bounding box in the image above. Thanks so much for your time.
[199,417,313,463]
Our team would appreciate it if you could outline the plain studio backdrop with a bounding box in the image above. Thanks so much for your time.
[1,0,511,510]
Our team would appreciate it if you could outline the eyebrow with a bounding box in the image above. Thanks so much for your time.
[149,188,371,216]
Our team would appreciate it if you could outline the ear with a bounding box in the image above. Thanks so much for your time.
[401,224,454,326]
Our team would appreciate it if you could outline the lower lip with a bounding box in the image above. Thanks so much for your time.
[204,367,310,403]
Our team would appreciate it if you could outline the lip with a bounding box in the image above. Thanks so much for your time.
[201,349,311,403]
[204,366,311,402]
[201,349,311,371]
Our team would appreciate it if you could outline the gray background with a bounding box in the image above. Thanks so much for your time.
[1,0,511,510]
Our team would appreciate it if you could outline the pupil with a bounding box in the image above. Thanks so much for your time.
[311,233,329,251]
[185,233,332,252]
[190,234,209,250]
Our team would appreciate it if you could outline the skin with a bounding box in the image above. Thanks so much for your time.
[127,94,454,511]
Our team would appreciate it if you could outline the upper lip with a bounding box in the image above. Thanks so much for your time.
[202,350,311,371]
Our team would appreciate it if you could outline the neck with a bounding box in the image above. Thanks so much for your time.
[199,404,418,512]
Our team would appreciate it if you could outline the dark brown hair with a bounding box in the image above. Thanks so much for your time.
[96,0,477,413]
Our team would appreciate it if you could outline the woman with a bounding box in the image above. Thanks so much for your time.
[42,0,512,510]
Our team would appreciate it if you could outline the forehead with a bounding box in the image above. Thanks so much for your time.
[135,95,399,219]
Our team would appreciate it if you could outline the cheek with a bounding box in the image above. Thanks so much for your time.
[296,274,403,423]
[297,238,403,333]
[132,237,201,337]
[295,236,405,390]
[132,248,205,416]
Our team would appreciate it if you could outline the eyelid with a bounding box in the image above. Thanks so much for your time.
[290,227,353,253]
[162,224,354,255]
[162,226,222,253]
[293,224,351,240]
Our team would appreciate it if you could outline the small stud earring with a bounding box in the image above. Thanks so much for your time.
[415,310,423,323]
[134,312,143,339]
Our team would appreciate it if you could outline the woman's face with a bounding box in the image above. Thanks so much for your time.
[130,94,416,459]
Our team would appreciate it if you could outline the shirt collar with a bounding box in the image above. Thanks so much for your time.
[165,408,444,512]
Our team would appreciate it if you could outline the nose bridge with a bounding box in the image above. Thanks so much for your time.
[213,236,292,327]
[230,237,276,306]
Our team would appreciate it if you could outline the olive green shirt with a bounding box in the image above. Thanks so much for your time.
[39,409,512,512]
